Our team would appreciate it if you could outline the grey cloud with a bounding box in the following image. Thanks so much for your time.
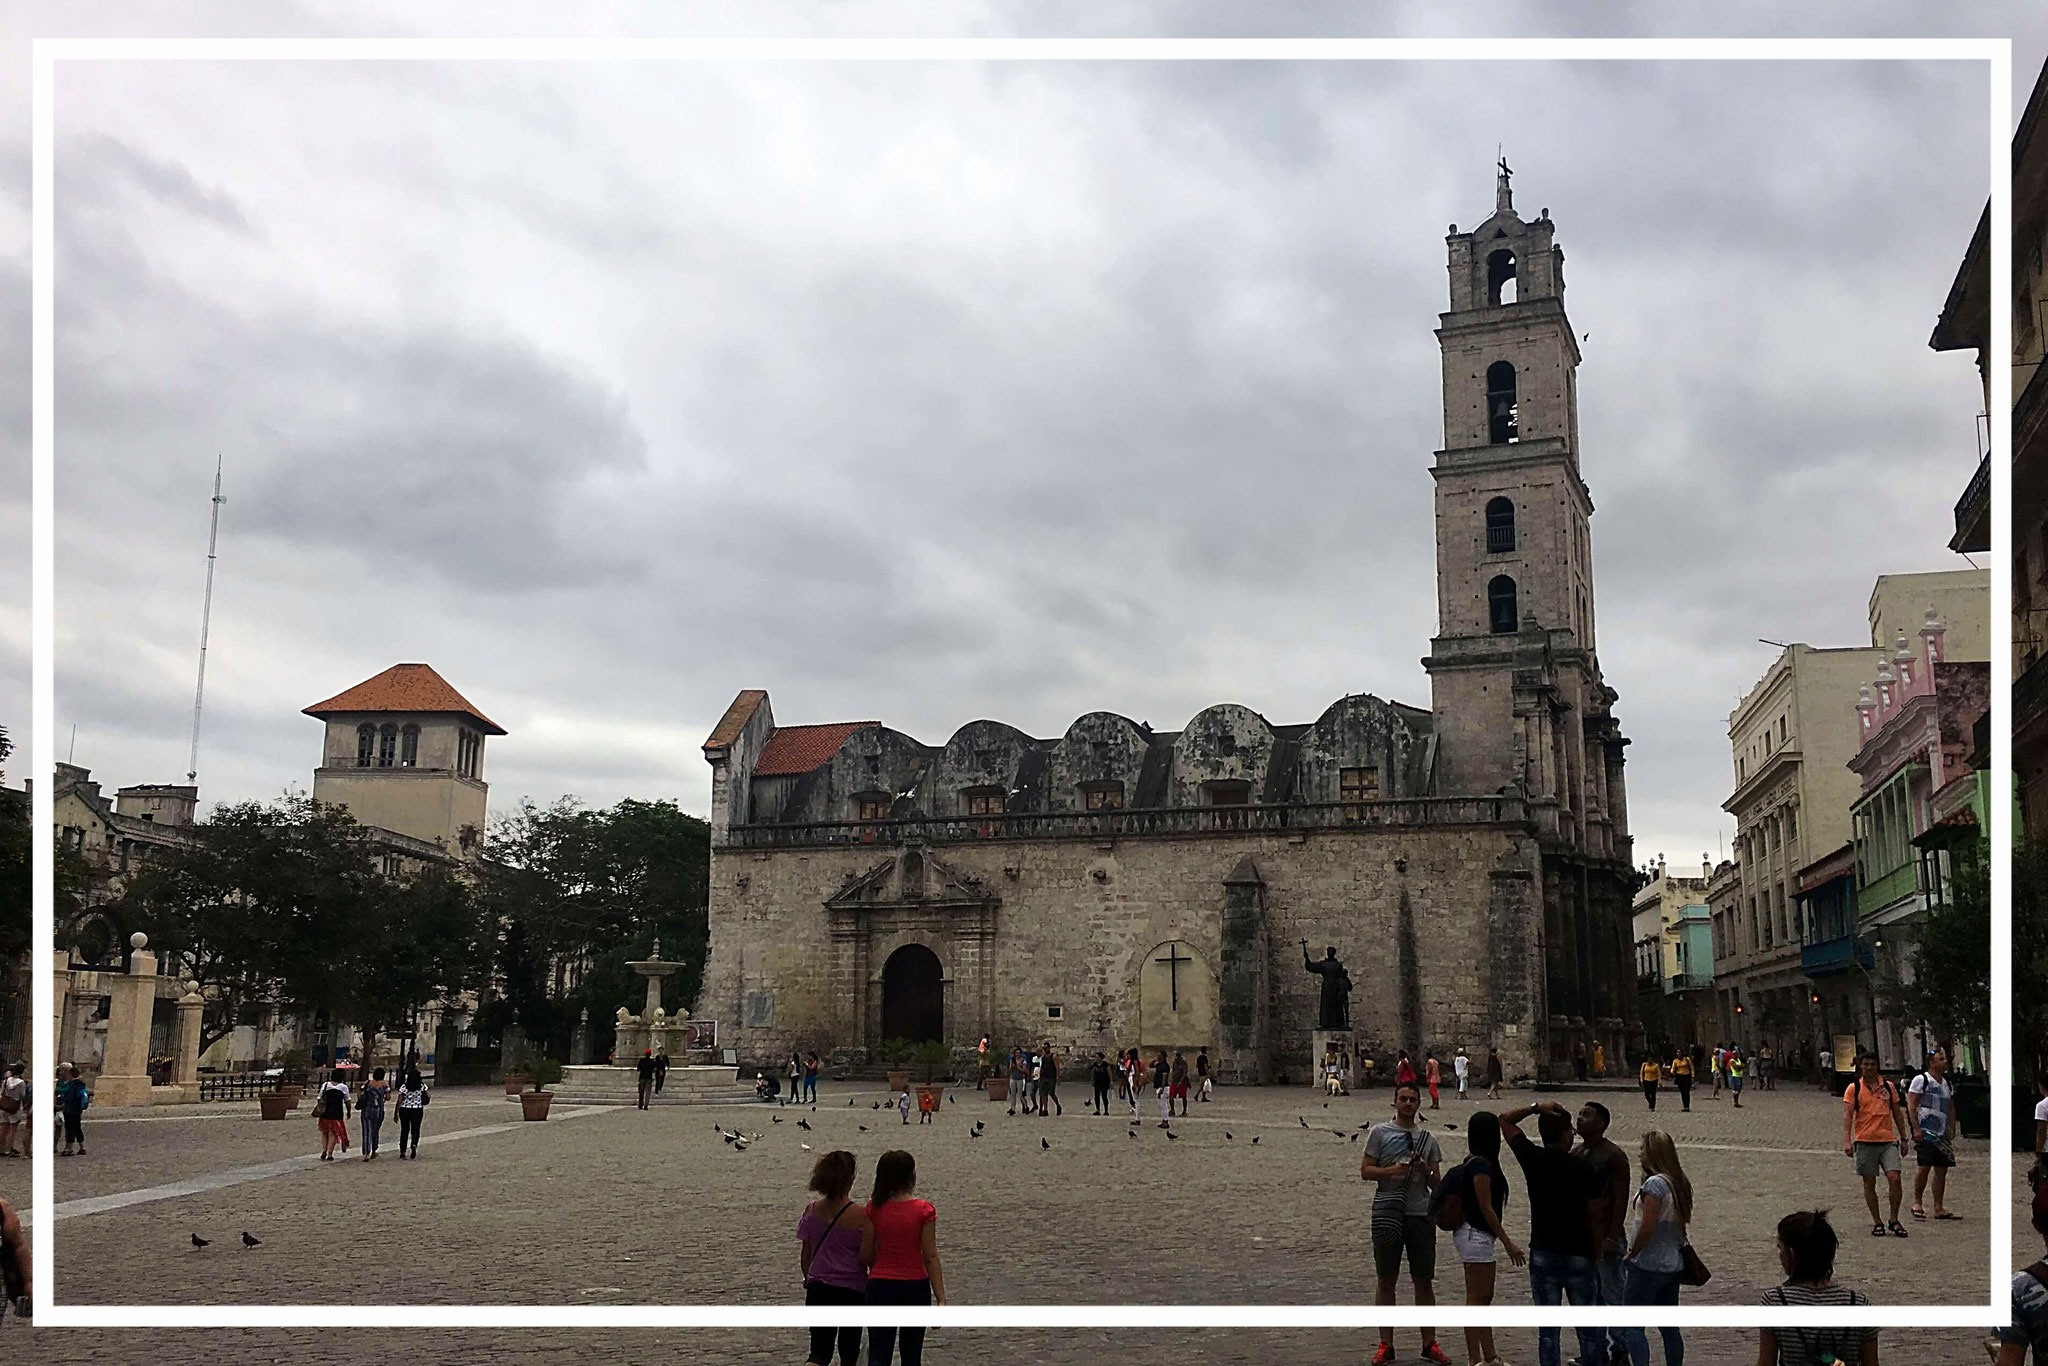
[26,44,2024,870]
[66,131,255,235]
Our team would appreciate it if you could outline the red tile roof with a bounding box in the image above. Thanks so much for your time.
[753,722,877,777]
[303,663,506,735]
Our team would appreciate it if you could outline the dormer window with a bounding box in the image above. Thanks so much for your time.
[400,724,420,767]
[1081,781,1124,811]
[356,724,375,767]
[377,723,397,768]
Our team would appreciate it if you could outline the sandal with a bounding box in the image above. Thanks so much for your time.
[1872,1222,1888,1236]
[1910,1206,1927,1220]
[1889,1220,1909,1237]
[1935,1211,1962,1220]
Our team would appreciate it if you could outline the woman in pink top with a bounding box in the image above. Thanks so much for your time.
[798,1150,875,1366]
[1426,1053,1442,1109]
[865,1149,946,1366]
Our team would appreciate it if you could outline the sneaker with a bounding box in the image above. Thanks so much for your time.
[1371,1346,1396,1366]
[1422,1344,1454,1365]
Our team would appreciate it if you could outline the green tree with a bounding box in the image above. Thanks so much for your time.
[480,796,710,1058]
[350,863,490,1071]
[1876,839,1989,1067]
[129,795,382,1054]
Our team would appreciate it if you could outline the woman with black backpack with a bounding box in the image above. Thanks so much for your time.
[394,1068,430,1159]
[1443,1109,1522,1366]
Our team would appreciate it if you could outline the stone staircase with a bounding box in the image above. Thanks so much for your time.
[540,1063,764,1107]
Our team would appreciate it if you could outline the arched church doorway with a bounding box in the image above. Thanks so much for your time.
[880,944,944,1044]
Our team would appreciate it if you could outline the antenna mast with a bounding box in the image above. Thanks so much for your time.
[187,457,226,784]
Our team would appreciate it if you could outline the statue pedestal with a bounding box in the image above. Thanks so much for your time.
[1312,1028,1356,1091]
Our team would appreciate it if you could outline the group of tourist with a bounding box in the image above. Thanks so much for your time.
[798,1148,946,1366]
[1360,1076,1888,1366]
[307,1065,431,1160]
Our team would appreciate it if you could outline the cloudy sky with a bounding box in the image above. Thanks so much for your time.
[5,5,2044,875]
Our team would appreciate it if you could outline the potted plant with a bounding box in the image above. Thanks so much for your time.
[881,1038,913,1093]
[275,1048,312,1109]
[517,1052,563,1121]
[258,1089,292,1121]
[910,1040,951,1111]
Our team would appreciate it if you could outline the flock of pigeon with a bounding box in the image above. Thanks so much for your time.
[705,1094,1453,1156]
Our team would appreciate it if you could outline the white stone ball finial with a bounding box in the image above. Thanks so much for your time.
[130,932,148,950]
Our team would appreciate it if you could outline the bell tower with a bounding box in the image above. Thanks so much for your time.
[1423,165,1625,867]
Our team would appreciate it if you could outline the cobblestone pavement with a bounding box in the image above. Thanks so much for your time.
[2,1328,2006,1364]
[48,1080,1995,1309]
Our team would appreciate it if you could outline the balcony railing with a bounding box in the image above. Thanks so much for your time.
[725,795,1529,850]
[2018,650,2048,734]
[1951,451,1990,554]
[1667,970,1713,992]
[1800,934,1875,977]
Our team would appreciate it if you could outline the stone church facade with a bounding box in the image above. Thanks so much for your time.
[699,172,1638,1082]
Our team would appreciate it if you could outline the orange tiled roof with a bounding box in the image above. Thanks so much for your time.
[754,722,877,777]
[303,663,506,735]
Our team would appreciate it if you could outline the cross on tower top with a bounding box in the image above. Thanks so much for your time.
[1496,152,1514,214]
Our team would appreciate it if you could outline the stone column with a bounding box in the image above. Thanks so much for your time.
[167,982,205,1102]
[97,933,159,1107]
[50,949,71,1067]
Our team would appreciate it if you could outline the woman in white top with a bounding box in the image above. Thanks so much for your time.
[1620,1129,1691,1365]
[0,1064,26,1158]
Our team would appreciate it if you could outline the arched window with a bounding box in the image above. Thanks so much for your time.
[399,724,420,767]
[1485,497,1516,553]
[377,723,397,767]
[1487,361,1519,444]
[1487,248,1517,305]
[356,724,375,768]
[1488,575,1519,634]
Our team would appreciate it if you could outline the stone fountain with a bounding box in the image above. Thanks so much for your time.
[551,940,754,1106]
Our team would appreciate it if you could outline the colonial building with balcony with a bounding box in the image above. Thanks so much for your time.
[1630,856,1715,1050]
[1847,613,1990,1069]
[698,173,1640,1084]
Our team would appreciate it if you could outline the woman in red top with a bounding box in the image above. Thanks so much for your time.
[864,1149,946,1366]
[1395,1050,1417,1088]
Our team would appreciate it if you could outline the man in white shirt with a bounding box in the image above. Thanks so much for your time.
[2033,1075,2048,1188]
[1818,1046,1834,1089]
[1906,1048,1957,1221]
[1453,1048,1470,1101]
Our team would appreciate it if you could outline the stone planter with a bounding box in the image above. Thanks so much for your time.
[503,1075,528,1095]
[519,1089,554,1121]
[258,1092,292,1121]
[886,1070,910,1092]
[277,1085,303,1110]
[985,1077,1009,1102]
[915,1083,945,1112]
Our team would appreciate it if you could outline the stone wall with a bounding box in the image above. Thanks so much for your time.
[699,820,1551,1084]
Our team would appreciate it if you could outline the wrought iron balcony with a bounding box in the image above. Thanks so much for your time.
[724,795,1530,850]
[1800,934,1874,977]
[1950,452,1990,554]
[1667,969,1714,992]
[2017,650,2048,736]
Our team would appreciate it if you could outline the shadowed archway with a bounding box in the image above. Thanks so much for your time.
[880,943,944,1044]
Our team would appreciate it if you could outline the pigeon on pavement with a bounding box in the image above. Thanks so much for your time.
[191,1234,209,1249]
[241,1232,260,1248]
